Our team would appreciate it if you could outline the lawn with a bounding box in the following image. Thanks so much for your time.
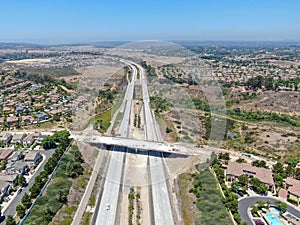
[93,93,124,133]
[94,109,112,132]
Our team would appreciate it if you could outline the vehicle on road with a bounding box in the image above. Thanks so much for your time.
[106,204,110,210]
[17,188,22,194]
[3,196,10,202]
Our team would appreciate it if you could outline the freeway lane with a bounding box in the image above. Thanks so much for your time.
[137,62,175,225]
[149,151,175,225]
[95,146,126,225]
[239,196,300,225]
[118,60,136,138]
[94,60,136,225]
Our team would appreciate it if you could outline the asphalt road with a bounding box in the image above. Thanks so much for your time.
[94,60,175,225]
[94,60,136,224]
[0,149,55,224]
[149,151,175,225]
[118,60,136,138]
[238,196,300,225]
[95,146,125,225]
[138,62,175,224]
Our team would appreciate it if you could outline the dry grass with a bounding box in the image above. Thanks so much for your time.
[178,173,199,225]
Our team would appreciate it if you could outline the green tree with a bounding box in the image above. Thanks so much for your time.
[42,136,57,149]
[286,157,299,167]
[295,168,300,180]
[44,206,54,222]
[16,204,26,218]
[252,160,268,169]
[249,178,268,195]
[231,181,241,193]
[56,190,68,203]
[219,152,230,161]
[70,147,83,163]
[236,157,246,163]
[256,183,268,195]
[5,215,16,225]
[246,75,263,90]
[238,174,249,187]
[52,130,71,148]
[285,165,294,177]
[0,159,7,170]
[22,193,32,209]
[274,201,288,213]
[252,205,259,214]
[274,174,284,188]
[273,162,285,175]
[17,174,27,187]
[256,200,266,210]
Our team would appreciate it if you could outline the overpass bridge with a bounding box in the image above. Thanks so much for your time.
[71,134,193,156]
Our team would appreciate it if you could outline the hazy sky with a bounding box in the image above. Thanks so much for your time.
[0,0,300,43]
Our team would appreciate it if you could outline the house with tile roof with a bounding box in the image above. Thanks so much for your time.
[226,161,275,192]
[286,177,300,205]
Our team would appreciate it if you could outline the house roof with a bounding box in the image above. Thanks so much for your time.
[286,177,300,197]
[227,161,274,186]
[12,133,27,141]
[24,151,40,161]
[49,109,62,115]
[278,188,288,199]
[0,149,14,160]
[22,115,35,122]
[7,116,18,123]
[23,133,39,141]
[0,133,12,141]
[0,174,18,182]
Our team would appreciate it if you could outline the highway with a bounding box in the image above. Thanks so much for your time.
[94,60,176,225]
[94,61,136,225]
[117,60,136,138]
[71,135,190,155]
[136,62,176,225]
[95,146,126,225]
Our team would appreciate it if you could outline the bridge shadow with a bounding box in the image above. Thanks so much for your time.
[91,143,190,159]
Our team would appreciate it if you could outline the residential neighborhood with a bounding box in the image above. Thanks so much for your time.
[0,131,47,206]
[0,75,91,130]
[215,152,300,225]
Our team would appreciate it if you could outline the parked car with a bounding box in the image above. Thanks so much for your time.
[17,188,22,194]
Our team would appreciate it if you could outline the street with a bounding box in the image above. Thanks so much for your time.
[0,149,55,224]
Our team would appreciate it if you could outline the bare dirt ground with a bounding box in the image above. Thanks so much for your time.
[232,90,300,117]
[177,173,200,225]
[119,194,129,225]
[120,152,151,225]
[71,66,127,131]
[74,65,122,89]
[130,100,145,140]
[5,58,51,64]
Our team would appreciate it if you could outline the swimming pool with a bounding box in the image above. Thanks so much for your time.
[265,214,283,225]
[270,207,281,214]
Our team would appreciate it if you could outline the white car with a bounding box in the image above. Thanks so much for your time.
[106,204,110,210]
